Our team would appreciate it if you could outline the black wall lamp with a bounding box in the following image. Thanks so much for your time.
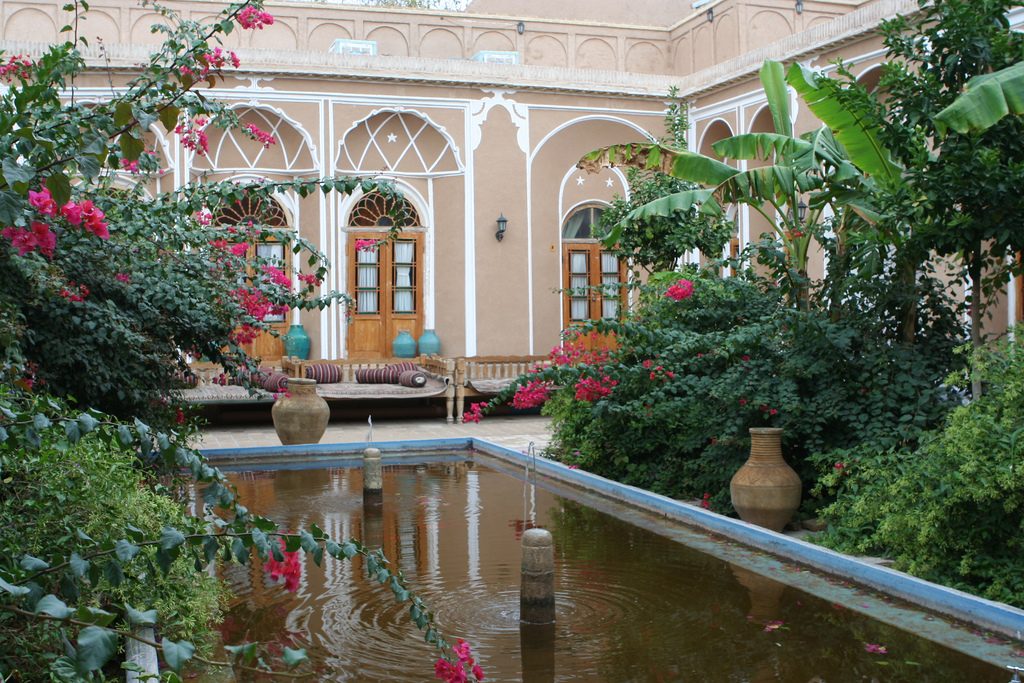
[797,200,808,222]
[795,0,804,14]
[495,213,508,241]
[516,21,525,35]
[706,7,714,22]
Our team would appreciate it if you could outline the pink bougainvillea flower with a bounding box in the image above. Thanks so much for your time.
[354,238,378,252]
[864,643,888,654]
[244,122,276,148]
[28,188,58,216]
[567,464,579,470]
[738,397,748,406]
[574,375,616,402]
[262,264,291,287]
[297,272,323,287]
[701,492,711,509]
[0,54,33,82]
[229,242,249,257]
[2,222,57,258]
[665,278,694,301]
[462,402,484,423]
[237,6,275,29]
[115,272,131,284]
[763,620,784,632]
[120,158,140,174]
[513,379,553,408]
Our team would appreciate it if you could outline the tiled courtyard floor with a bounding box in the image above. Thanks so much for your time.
[197,414,553,453]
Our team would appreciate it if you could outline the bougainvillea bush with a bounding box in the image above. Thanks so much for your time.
[0,2,483,680]
[494,268,963,513]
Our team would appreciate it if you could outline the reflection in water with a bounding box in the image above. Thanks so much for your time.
[211,462,1009,682]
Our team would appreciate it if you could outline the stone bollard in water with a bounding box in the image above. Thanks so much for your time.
[520,528,555,625]
[362,447,382,505]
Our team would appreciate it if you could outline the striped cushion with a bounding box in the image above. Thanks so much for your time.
[262,372,290,392]
[398,370,427,388]
[305,363,341,384]
[388,362,418,373]
[355,367,401,384]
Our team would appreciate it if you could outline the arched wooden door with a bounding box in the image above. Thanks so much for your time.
[345,193,425,359]
[561,205,625,350]
[217,195,291,363]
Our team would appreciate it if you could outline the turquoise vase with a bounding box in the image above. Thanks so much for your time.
[392,330,417,358]
[283,323,311,360]
[418,329,441,356]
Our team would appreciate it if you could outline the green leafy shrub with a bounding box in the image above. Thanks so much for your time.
[814,334,1024,607]
[0,391,223,679]
[529,270,960,511]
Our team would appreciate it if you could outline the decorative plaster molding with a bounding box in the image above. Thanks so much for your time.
[469,89,529,154]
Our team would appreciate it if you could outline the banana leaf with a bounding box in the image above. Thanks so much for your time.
[761,60,793,138]
[714,165,818,206]
[607,189,722,246]
[786,63,903,189]
[712,133,812,163]
[934,61,1024,136]
[579,142,736,186]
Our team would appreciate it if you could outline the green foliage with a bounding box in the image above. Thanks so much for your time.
[0,0,404,430]
[596,94,733,273]
[530,270,962,510]
[815,334,1024,608]
[0,386,463,679]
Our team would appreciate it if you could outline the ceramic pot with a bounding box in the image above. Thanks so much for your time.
[730,428,801,532]
[392,330,417,358]
[418,329,441,356]
[283,323,311,360]
[272,378,329,445]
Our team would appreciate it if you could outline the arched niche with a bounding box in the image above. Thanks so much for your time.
[131,12,171,45]
[4,8,57,42]
[336,110,463,177]
[576,38,616,70]
[472,30,514,54]
[80,9,120,45]
[673,37,692,75]
[693,25,714,72]
[625,41,665,75]
[421,28,463,59]
[698,119,734,159]
[750,10,792,48]
[310,23,353,52]
[526,35,567,67]
[714,12,739,62]
[192,106,318,176]
[367,25,409,57]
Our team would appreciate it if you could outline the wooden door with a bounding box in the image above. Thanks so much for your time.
[562,243,625,350]
[347,234,424,359]
[245,241,289,362]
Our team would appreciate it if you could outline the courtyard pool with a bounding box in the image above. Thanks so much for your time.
[207,448,1021,682]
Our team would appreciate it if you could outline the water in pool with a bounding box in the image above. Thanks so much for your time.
[212,457,1018,681]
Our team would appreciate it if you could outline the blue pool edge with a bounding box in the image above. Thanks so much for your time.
[202,436,1024,642]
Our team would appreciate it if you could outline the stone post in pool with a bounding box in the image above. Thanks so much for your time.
[362,447,382,504]
[520,528,556,682]
[520,528,555,624]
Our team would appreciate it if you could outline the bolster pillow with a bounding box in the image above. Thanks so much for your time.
[398,370,427,387]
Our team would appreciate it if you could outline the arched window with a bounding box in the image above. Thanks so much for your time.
[215,195,292,361]
[561,205,623,323]
[561,205,604,240]
[349,191,421,228]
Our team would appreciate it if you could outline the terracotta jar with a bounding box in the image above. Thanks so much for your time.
[271,378,329,445]
[729,428,801,532]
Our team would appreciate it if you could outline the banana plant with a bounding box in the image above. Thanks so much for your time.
[580,61,873,310]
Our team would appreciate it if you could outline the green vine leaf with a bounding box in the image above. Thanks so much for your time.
[76,625,118,671]
[162,639,195,671]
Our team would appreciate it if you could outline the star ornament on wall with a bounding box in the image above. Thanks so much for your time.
[605,177,615,187]
[386,133,398,143]
[575,176,585,186]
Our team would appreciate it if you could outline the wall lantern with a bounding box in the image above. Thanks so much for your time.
[797,200,808,222]
[795,0,804,14]
[706,7,714,22]
[496,213,508,241]
[516,21,525,35]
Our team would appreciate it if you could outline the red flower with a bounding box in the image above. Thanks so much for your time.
[28,188,57,216]
[237,6,275,29]
[115,272,131,284]
[665,278,695,301]
[462,402,484,423]
[514,380,552,408]
[738,398,747,406]
[175,408,185,424]
[741,355,751,362]
[244,123,276,148]
[2,222,57,258]
[701,492,711,509]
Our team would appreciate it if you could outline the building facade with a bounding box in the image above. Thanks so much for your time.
[2,0,1021,359]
